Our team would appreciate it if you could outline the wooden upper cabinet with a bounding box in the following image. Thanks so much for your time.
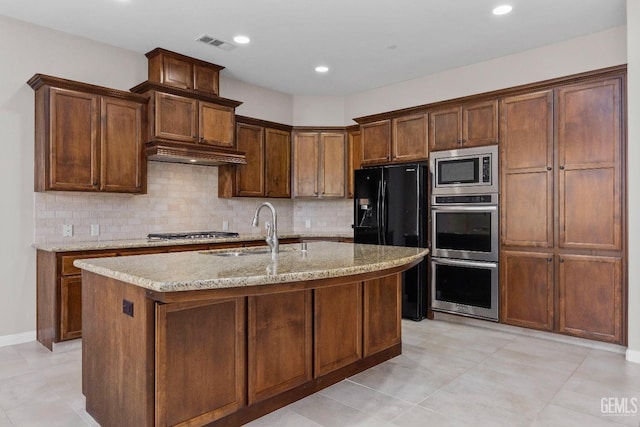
[501,250,554,331]
[293,131,345,198]
[234,123,265,197]
[392,113,428,162]
[154,92,198,142]
[556,78,622,251]
[199,101,234,147]
[500,91,554,248]
[429,99,498,151]
[100,97,145,193]
[29,75,147,193]
[162,56,193,90]
[429,107,460,152]
[558,255,622,343]
[265,128,291,198]
[347,128,362,198]
[320,133,346,198]
[48,88,100,191]
[193,64,220,95]
[152,92,235,148]
[147,48,223,96]
[361,120,391,164]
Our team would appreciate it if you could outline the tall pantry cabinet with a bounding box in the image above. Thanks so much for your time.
[500,75,624,344]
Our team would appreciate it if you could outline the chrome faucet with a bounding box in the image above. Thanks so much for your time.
[251,202,279,254]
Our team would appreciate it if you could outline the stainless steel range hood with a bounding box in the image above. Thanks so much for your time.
[145,141,247,166]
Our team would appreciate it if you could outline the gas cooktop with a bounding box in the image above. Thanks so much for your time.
[147,231,240,241]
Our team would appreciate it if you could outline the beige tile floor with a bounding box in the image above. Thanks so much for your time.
[1,317,639,426]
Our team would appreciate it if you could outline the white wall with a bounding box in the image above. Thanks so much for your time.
[220,76,293,125]
[626,0,640,363]
[292,96,346,126]
[345,26,627,121]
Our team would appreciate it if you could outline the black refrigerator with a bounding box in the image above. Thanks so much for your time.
[353,163,429,320]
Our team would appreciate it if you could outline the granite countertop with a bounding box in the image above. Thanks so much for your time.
[33,232,353,252]
[73,241,428,293]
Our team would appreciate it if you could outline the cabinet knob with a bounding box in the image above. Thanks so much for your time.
[559,165,565,170]
[547,166,552,171]
[547,257,552,262]
[559,258,565,263]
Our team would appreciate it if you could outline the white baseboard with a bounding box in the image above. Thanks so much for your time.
[0,330,36,348]
[626,348,640,364]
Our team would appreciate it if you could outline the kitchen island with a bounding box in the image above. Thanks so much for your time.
[75,241,428,427]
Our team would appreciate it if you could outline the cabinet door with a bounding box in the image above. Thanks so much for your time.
[248,290,312,404]
[500,91,554,248]
[60,275,83,340]
[361,120,391,164]
[347,130,362,198]
[558,255,622,343]
[162,56,193,89]
[363,273,401,356]
[463,99,499,147]
[557,79,622,251]
[154,92,197,142]
[199,102,235,147]
[320,132,346,198]
[392,113,428,162]
[49,88,100,191]
[100,97,145,193]
[293,132,320,197]
[429,107,460,151]
[235,123,265,197]
[314,282,362,377]
[156,298,245,426]
[500,251,554,331]
[193,64,219,95]
[265,128,291,198]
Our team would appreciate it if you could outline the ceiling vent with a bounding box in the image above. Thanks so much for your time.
[196,34,237,51]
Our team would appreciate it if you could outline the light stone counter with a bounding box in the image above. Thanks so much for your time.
[34,232,352,252]
[74,241,428,293]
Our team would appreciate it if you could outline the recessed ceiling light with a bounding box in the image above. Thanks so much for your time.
[315,65,329,73]
[233,35,250,44]
[492,4,513,15]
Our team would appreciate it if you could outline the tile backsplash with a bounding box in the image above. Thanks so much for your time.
[34,162,353,244]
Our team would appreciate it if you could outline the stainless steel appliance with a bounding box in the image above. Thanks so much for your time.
[431,257,499,321]
[431,145,498,195]
[431,194,499,262]
[353,163,429,320]
[429,146,499,321]
[147,231,239,240]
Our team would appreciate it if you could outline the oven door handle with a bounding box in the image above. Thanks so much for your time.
[431,205,498,212]
[432,258,498,269]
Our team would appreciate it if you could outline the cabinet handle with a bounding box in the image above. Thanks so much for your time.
[559,258,565,263]
[559,165,565,170]
[547,257,552,262]
[547,166,552,171]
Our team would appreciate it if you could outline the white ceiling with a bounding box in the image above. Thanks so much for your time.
[0,0,626,96]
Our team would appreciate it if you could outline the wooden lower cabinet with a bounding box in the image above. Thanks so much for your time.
[247,290,313,404]
[364,274,402,356]
[156,298,245,426]
[60,276,83,340]
[501,251,623,343]
[558,255,622,343]
[314,282,362,376]
[500,251,554,331]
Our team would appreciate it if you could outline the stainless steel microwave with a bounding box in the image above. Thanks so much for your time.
[430,145,499,195]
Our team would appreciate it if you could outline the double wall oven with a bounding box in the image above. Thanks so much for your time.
[430,145,499,321]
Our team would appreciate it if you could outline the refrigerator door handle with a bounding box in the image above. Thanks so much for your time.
[376,180,383,244]
[381,179,387,245]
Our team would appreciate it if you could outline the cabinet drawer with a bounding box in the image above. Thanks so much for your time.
[61,253,117,276]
